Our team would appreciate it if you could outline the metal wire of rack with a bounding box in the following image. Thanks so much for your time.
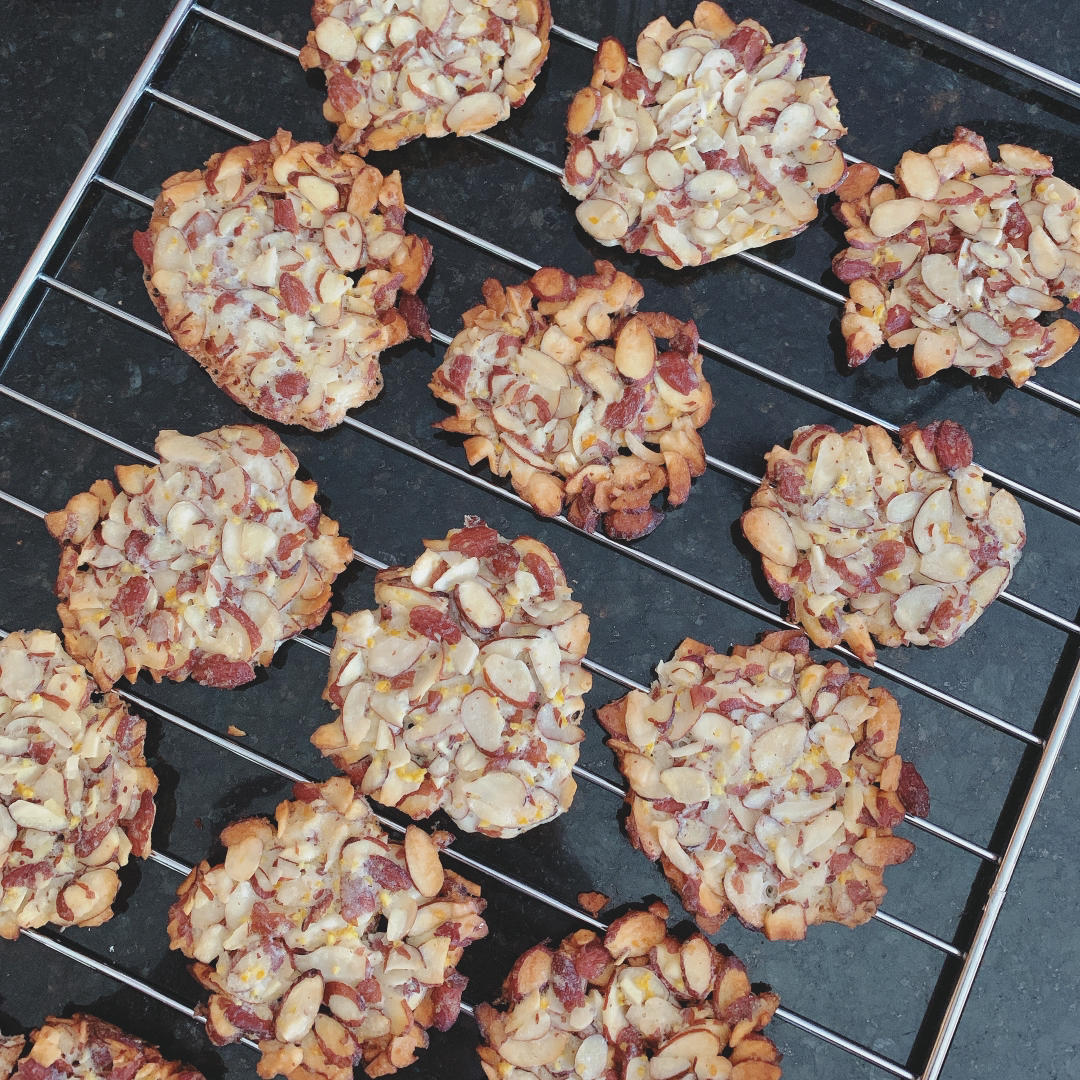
[1,2,1078,1079]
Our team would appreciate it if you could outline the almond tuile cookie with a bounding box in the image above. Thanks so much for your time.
[9,1017,203,1080]
[476,905,783,1080]
[834,126,1080,385]
[168,778,486,1080]
[430,261,713,540]
[740,421,1024,665]
[598,631,928,940]
[46,424,352,690]
[0,630,157,939]
[300,0,551,155]
[134,130,431,431]
[0,1033,24,1080]
[316,519,591,836]
[563,2,846,268]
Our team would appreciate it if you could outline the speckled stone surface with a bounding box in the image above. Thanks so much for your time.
[0,3,1078,1079]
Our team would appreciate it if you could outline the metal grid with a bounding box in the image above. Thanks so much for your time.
[0,2,1077,1078]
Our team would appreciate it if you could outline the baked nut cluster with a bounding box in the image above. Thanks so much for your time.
[168,777,487,1080]
[834,127,1080,385]
[741,421,1025,665]
[477,907,783,1080]
[0,1033,24,1080]
[599,632,927,939]
[46,425,352,690]
[430,261,713,540]
[300,0,551,154]
[134,130,431,430]
[316,520,591,836]
[562,2,846,268]
[7,1016,203,1080]
[0,630,157,939]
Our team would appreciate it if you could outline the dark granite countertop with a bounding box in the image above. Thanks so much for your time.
[1,3,1078,1079]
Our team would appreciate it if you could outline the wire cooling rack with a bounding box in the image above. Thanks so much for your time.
[1,2,1078,1078]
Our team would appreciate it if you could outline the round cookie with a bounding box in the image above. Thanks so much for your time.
[562,2,845,269]
[46,424,352,690]
[740,421,1025,666]
[168,777,487,1080]
[299,0,551,154]
[834,127,1080,385]
[0,630,157,939]
[430,261,713,540]
[476,906,783,1080]
[10,1016,203,1080]
[134,130,432,431]
[316,519,591,836]
[598,631,929,940]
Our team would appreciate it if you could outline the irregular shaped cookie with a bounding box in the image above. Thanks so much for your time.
[0,1032,24,1080]
[46,425,352,690]
[133,129,431,431]
[476,906,783,1080]
[168,777,487,1080]
[430,261,713,540]
[10,1016,202,1080]
[834,127,1080,385]
[562,2,845,268]
[299,0,551,154]
[598,631,928,939]
[0,630,157,939]
[741,421,1024,665]
[316,519,591,836]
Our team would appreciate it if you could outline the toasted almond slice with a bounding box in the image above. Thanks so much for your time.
[868,197,924,237]
[614,316,657,379]
[404,825,445,897]
[740,508,798,568]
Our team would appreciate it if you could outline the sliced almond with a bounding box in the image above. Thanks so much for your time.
[404,825,445,897]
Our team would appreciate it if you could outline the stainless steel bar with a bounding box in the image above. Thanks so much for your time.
[21,928,213,1025]
[0,573,972,960]
[920,649,1080,1079]
[0,472,1009,875]
[149,848,196,877]
[873,910,962,957]
[0,0,198,342]
[25,904,916,1074]
[4,5,1072,1078]
[115,95,1080,527]
[776,1007,916,1079]
[903,816,996,863]
[288,548,992,858]
[0,314,1044,745]
[192,2,300,57]
[856,0,1080,100]
[460,127,1080,418]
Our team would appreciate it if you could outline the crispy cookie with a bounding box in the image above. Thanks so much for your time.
[10,1016,202,1080]
[834,127,1080,385]
[0,630,157,939]
[598,632,928,939]
[46,425,352,690]
[0,1033,24,1080]
[430,261,713,540]
[476,906,783,1080]
[134,130,431,431]
[300,0,551,155]
[316,519,591,837]
[168,777,487,1080]
[740,421,1025,665]
[562,2,845,268]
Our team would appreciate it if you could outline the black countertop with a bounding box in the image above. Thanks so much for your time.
[1,3,1078,1079]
